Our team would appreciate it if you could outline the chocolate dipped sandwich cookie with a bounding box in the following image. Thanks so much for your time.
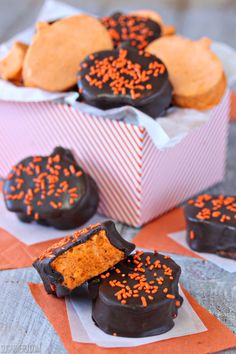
[88,250,183,337]
[185,194,236,260]
[78,47,172,118]
[101,12,161,50]
[3,147,99,230]
[33,221,135,297]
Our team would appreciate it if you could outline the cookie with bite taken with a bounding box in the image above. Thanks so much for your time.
[33,221,135,297]
[3,147,99,230]
[77,47,172,118]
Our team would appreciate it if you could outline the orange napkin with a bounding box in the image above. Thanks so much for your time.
[134,207,203,259]
[231,91,236,122]
[28,283,236,354]
[0,227,61,270]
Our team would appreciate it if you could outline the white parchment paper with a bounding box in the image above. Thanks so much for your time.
[65,286,207,348]
[0,193,109,245]
[168,230,236,273]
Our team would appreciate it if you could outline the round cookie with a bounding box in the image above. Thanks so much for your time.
[3,147,99,230]
[77,47,172,118]
[130,9,175,36]
[185,194,236,260]
[33,221,135,297]
[23,15,113,92]
[146,35,226,110]
[0,41,28,82]
[101,12,161,50]
[88,251,183,337]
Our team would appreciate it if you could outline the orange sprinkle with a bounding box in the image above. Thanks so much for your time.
[141,296,147,307]
[69,165,76,174]
[175,300,181,307]
[50,201,58,209]
[34,212,39,221]
[190,230,195,240]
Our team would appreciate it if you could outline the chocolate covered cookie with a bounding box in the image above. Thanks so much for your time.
[101,12,161,50]
[33,221,135,297]
[3,147,99,230]
[77,47,172,118]
[129,10,175,36]
[185,194,236,260]
[89,251,183,337]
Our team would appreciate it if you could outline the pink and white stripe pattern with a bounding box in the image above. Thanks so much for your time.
[141,90,229,224]
[0,90,229,227]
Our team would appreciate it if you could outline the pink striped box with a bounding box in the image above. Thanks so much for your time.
[0,91,229,227]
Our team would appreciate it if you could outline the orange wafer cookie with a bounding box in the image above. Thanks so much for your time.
[0,41,28,82]
[23,15,113,92]
[147,35,226,110]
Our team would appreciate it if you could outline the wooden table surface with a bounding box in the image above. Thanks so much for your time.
[0,1,236,353]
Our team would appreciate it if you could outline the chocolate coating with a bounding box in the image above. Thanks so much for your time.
[101,12,161,50]
[184,195,236,260]
[78,47,172,118]
[33,221,135,297]
[3,147,99,230]
[88,251,183,337]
